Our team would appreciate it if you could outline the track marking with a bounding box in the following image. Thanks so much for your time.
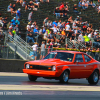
[0,72,27,76]
[0,85,100,91]
[0,72,100,91]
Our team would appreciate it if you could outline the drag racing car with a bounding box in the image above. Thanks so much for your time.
[23,51,100,84]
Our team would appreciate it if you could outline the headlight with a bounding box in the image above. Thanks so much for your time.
[26,64,30,69]
[52,66,56,71]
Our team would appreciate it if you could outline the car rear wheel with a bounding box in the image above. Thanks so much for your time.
[88,70,99,85]
[28,75,37,81]
[60,70,69,83]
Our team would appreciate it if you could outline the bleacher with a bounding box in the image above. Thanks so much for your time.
[0,0,100,42]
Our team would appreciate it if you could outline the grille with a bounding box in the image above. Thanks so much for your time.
[30,65,52,71]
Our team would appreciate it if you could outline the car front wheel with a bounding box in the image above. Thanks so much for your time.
[28,75,37,81]
[60,70,69,83]
[88,70,99,85]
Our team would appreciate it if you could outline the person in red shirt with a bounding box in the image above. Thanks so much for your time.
[59,2,64,10]
[59,2,65,17]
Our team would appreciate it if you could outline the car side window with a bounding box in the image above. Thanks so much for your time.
[75,54,83,62]
[84,55,91,62]
[55,52,74,62]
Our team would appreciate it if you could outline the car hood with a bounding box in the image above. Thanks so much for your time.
[26,59,73,66]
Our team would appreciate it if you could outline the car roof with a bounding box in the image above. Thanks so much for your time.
[51,50,85,54]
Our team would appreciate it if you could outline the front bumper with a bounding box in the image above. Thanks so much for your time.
[23,69,59,77]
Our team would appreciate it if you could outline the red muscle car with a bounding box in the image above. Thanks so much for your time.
[23,51,100,84]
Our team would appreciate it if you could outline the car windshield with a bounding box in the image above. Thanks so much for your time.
[43,52,74,62]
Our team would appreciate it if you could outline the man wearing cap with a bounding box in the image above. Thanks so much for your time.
[94,29,98,36]
[16,8,21,20]
[11,17,16,26]
[26,22,31,30]
[65,22,70,31]
[31,22,35,29]
[75,16,80,21]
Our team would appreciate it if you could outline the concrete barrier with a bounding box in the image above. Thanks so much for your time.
[0,59,27,72]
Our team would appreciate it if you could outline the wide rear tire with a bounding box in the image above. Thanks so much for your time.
[88,70,99,85]
[59,70,69,83]
[28,75,37,81]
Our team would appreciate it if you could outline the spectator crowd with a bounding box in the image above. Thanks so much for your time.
[1,0,100,60]
[26,1,100,52]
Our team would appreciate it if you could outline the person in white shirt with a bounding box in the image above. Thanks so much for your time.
[78,33,84,43]
[94,29,98,36]
[88,32,93,38]
[43,31,48,40]
[31,42,38,60]
[31,22,35,29]
[26,22,31,30]
[65,22,70,31]
[50,25,57,33]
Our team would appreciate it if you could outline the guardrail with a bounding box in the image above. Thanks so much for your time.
[11,34,32,54]
[5,33,33,60]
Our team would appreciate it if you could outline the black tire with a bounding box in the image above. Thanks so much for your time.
[88,70,99,85]
[59,70,69,83]
[28,75,37,81]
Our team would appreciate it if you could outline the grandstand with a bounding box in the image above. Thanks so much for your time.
[0,0,100,29]
[0,0,100,60]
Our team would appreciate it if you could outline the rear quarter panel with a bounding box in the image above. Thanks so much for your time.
[93,62,100,75]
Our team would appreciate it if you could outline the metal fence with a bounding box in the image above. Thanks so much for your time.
[0,45,21,59]
[0,45,100,61]
[0,45,53,60]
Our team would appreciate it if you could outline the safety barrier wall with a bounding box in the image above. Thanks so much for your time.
[0,59,27,72]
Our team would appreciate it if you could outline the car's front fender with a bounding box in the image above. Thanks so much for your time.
[57,65,70,77]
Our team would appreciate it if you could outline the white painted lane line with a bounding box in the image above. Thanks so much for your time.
[0,72,27,76]
[0,85,100,91]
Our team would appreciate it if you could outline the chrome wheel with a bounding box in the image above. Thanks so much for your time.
[93,72,99,83]
[60,70,69,83]
[88,70,99,85]
[63,71,69,82]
